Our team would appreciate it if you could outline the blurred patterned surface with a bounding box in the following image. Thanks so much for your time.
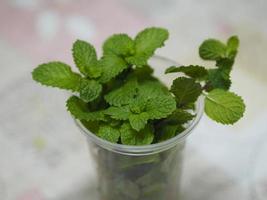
[0,0,267,199]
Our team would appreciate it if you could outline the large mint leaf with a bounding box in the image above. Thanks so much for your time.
[97,125,120,143]
[32,62,81,91]
[120,123,154,145]
[98,55,128,83]
[66,96,105,121]
[170,77,202,106]
[79,79,102,102]
[199,39,226,60]
[205,89,245,124]
[103,34,135,56]
[72,40,101,78]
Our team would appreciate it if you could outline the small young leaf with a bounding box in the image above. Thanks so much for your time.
[32,62,81,91]
[72,40,101,78]
[125,54,149,67]
[165,65,208,79]
[226,35,239,59]
[103,34,135,56]
[216,58,234,70]
[97,125,120,143]
[105,79,138,106]
[120,123,154,145]
[66,96,105,121]
[79,79,102,103]
[205,89,245,124]
[134,27,169,56]
[170,77,202,106]
[98,55,128,83]
[129,113,149,131]
[207,68,231,91]
[199,39,226,60]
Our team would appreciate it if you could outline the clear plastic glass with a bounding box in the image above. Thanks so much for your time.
[76,56,204,200]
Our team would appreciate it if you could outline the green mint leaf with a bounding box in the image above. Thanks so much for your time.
[98,55,128,83]
[165,65,208,79]
[125,54,149,67]
[158,124,185,142]
[166,109,195,124]
[97,125,120,143]
[216,58,234,70]
[226,35,239,59]
[129,98,147,114]
[134,27,169,57]
[145,96,176,120]
[104,106,131,120]
[138,80,170,100]
[66,96,105,121]
[32,62,81,91]
[170,77,202,106]
[72,40,101,78]
[103,34,135,56]
[104,79,138,106]
[199,39,226,60]
[120,123,154,145]
[207,68,231,91]
[204,89,245,124]
[129,113,149,131]
[79,79,102,103]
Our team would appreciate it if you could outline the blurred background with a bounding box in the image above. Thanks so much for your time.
[0,0,267,199]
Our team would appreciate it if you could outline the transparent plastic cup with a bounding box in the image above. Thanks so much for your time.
[76,56,204,200]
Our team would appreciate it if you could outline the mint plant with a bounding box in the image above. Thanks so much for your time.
[32,27,245,144]
[32,27,246,200]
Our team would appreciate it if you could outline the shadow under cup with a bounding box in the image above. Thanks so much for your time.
[75,56,204,200]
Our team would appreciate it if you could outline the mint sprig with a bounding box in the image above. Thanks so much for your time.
[32,27,246,145]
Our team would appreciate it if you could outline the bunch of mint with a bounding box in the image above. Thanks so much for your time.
[32,27,245,145]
